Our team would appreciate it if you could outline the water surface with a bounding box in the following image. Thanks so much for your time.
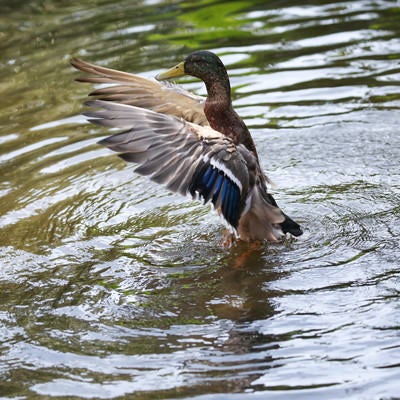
[0,0,399,399]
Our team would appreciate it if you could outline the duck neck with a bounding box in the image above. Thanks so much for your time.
[204,78,235,134]
[203,77,259,159]
[204,76,232,111]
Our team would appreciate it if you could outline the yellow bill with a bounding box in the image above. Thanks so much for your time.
[155,61,185,81]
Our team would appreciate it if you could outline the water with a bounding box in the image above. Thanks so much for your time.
[1,0,400,398]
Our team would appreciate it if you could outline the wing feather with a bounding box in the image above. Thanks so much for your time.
[84,100,250,230]
[71,58,208,126]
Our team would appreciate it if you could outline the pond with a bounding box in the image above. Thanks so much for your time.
[0,0,399,398]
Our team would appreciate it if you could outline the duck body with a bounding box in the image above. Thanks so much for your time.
[72,51,302,243]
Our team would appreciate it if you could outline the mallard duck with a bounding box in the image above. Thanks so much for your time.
[71,51,302,243]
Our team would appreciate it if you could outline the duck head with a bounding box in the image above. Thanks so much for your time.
[156,50,229,86]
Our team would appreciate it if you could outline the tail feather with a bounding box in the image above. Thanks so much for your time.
[280,213,303,237]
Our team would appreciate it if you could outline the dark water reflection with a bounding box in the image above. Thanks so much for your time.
[1,0,400,399]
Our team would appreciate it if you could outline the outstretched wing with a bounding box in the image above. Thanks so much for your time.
[71,58,208,126]
[84,100,252,230]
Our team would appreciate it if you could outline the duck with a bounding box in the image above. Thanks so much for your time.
[71,51,302,243]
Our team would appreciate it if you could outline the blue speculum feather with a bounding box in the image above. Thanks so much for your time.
[225,187,231,221]
[232,187,240,224]
[221,182,229,217]
[191,162,241,228]
[212,173,224,203]
[227,182,235,223]
[204,168,218,191]
[223,180,240,228]
[221,180,229,206]
[202,165,213,185]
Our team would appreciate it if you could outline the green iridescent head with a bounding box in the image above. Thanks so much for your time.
[156,50,229,84]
